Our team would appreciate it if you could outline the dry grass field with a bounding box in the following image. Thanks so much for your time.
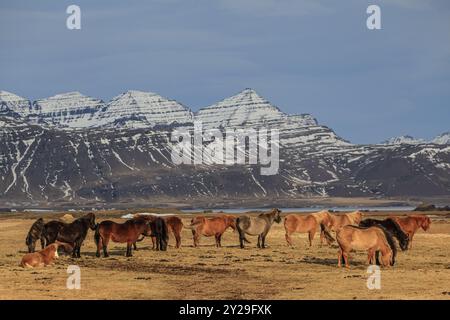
[0,210,449,300]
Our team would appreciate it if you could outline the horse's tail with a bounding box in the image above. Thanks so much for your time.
[235,217,251,244]
[377,226,397,266]
[320,223,335,244]
[159,218,169,241]
[94,223,100,246]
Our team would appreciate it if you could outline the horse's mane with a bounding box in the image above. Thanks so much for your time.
[346,211,362,224]
[374,225,397,266]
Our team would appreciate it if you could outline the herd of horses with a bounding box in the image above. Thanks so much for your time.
[21,209,431,269]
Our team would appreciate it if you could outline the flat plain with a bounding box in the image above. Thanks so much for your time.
[0,210,449,300]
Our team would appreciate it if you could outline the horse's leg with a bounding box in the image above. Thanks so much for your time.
[102,237,110,258]
[343,252,350,268]
[175,231,181,248]
[308,229,316,247]
[40,237,46,250]
[126,242,132,257]
[96,236,103,258]
[409,233,414,249]
[285,231,293,247]
[133,242,138,251]
[218,233,223,247]
[239,230,245,249]
[261,234,267,249]
[367,249,374,265]
[338,248,342,267]
[257,235,261,248]
[193,232,200,248]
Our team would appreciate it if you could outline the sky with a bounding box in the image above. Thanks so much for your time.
[0,0,449,144]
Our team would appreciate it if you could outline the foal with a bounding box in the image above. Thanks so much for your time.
[20,241,71,268]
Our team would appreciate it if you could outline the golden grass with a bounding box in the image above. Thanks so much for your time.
[0,211,449,300]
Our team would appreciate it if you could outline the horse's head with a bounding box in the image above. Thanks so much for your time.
[226,215,237,231]
[381,249,394,267]
[85,212,96,230]
[272,208,282,223]
[353,211,363,224]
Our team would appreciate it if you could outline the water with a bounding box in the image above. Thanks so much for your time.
[182,206,416,213]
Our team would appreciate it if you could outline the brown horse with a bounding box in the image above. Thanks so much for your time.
[185,215,236,247]
[392,215,431,249]
[132,215,183,249]
[336,225,396,268]
[284,210,334,247]
[20,241,72,268]
[95,219,153,257]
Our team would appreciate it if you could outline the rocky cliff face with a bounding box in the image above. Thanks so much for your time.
[0,89,448,207]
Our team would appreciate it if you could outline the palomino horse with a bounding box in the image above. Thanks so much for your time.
[185,215,236,247]
[392,215,431,249]
[236,208,282,249]
[20,241,72,268]
[50,213,96,258]
[95,219,153,257]
[328,211,364,232]
[336,225,396,268]
[284,210,334,247]
[132,215,183,249]
[25,218,46,253]
[360,218,409,251]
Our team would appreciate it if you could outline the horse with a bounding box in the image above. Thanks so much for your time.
[53,213,96,258]
[336,225,396,268]
[284,210,334,247]
[392,215,431,249]
[185,215,236,247]
[359,218,409,251]
[42,220,67,245]
[20,241,72,268]
[236,208,282,249]
[329,211,364,231]
[25,218,46,253]
[149,217,169,251]
[132,215,183,249]
[95,218,153,257]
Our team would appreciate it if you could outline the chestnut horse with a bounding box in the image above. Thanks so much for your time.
[236,208,282,249]
[20,241,72,268]
[392,215,431,249]
[95,219,153,257]
[186,215,236,247]
[284,210,334,247]
[336,225,396,268]
[132,215,183,249]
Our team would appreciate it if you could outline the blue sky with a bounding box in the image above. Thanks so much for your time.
[1,0,449,143]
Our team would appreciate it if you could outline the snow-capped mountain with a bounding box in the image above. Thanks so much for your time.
[0,90,33,118]
[0,88,449,206]
[31,92,105,128]
[383,135,425,145]
[432,132,450,145]
[96,90,193,129]
[383,134,450,145]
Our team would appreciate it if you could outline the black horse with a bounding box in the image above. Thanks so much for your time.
[150,217,169,251]
[48,213,96,258]
[359,218,409,251]
[25,218,46,253]
[42,220,67,245]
